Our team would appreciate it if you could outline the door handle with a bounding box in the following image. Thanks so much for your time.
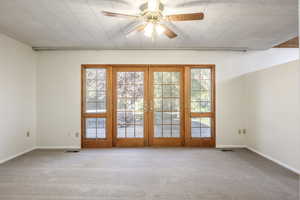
[144,102,153,112]
[144,103,148,112]
[149,101,154,112]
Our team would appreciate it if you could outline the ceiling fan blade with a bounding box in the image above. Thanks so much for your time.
[102,11,139,19]
[165,13,204,21]
[127,24,147,35]
[160,24,177,39]
[163,21,190,40]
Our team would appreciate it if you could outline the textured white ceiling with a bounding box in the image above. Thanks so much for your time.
[0,0,298,50]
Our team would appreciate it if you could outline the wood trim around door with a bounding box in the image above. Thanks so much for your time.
[81,64,216,148]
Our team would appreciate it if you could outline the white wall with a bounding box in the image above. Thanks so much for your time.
[0,33,37,163]
[245,60,300,173]
[0,31,298,173]
[36,49,299,148]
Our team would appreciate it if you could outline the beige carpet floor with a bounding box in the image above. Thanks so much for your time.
[0,148,299,200]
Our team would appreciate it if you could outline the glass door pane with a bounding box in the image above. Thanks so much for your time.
[116,72,144,138]
[191,68,211,113]
[85,68,107,113]
[153,72,181,138]
[191,117,211,138]
[86,118,106,139]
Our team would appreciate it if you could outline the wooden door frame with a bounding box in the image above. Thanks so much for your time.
[81,64,216,148]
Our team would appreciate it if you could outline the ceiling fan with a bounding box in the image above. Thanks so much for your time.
[102,0,204,39]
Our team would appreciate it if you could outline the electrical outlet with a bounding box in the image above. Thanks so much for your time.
[75,132,80,138]
[26,131,30,137]
[243,129,246,134]
[238,129,242,134]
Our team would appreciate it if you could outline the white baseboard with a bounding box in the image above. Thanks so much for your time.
[36,146,81,150]
[0,147,36,164]
[247,147,300,175]
[216,145,247,148]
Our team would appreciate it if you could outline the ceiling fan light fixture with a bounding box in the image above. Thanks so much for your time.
[144,23,154,37]
[102,0,205,40]
[156,24,165,35]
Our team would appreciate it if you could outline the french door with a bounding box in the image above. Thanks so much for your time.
[149,66,184,146]
[81,65,215,148]
[112,66,149,147]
